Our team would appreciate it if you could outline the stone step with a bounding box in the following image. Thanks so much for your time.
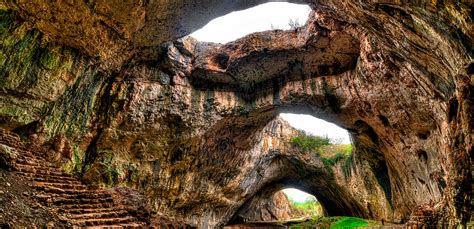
[41,198,113,208]
[0,134,21,147]
[0,134,20,142]
[39,186,102,195]
[15,157,57,168]
[70,216,136,227]
[84,223,146,229]
[15,165,68,177]
[36,192,111,200]
[14,163,64,172]
[17,172,77,182]
[66,210,130,220]
[0,129,146,226]
[43,196,114,206]
[59,202,116,211]
[31,176,82,185]
[61,207,123,214]
[17,153,47,161]
[31,181,87,190]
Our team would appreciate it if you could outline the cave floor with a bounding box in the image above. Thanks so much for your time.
[225,216,404,229]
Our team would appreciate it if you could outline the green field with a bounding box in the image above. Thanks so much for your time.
[288,216,383,228]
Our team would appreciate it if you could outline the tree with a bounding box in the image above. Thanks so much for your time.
[288,18,301,30]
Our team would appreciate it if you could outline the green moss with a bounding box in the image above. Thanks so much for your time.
[100,155,119,187]
[0,106,35,125]
[342,154,353,178]
[310,79,317,94]
[124,162,139,185]
[0,10,13,34]
[64,145,84,176]
[43,66,104,138]
[85,0,97,11]
[40,47,61,70]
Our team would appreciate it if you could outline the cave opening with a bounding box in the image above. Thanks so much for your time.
[282,188,323,217]
[224,111,366,227]
[189,2,312,44]
[279,113,351,144]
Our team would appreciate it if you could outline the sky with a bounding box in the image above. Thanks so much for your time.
[279,113,351,144]
[189,2,311,44]
[282,188,314,203]
[189,2,351,203]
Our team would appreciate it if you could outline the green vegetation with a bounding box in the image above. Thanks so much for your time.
[64,145,84,176]
[287,195,322,217]
[290,131,353,168]
[331,217,369,228]
[319,144,352,167]
[101,155,119,187]
[290,132,331,151]
[86,0,97,11]
[288,216,383,228]
[39,48,61,70]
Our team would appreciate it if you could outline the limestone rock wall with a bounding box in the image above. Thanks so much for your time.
[0,0,472,227]
[232,190,302,223]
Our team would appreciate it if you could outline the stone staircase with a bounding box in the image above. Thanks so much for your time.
[0,129,146,228]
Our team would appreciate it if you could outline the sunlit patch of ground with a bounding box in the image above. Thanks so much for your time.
[287,216,396,228]
[225,216,399,228]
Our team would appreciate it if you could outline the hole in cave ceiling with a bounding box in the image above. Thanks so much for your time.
[279,113,351,144]
[189,2,312,44]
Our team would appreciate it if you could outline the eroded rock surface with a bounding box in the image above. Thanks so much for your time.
[0,0,472,227]
[232,190,302,223]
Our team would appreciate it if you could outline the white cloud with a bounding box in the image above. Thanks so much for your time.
[189,2,311,43]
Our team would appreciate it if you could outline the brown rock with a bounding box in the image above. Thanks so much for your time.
[0,0,472,227]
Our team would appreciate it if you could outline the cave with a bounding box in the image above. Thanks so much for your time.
[228,188,322,225]
[0,0,472,228]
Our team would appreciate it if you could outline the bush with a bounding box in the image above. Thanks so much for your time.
[290,133,331,151]
[290,131,354,176]
[321,152,345,166]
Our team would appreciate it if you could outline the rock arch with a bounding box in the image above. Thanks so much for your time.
[0,0,471,227]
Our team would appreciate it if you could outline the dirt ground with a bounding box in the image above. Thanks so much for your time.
[0,167,66,228]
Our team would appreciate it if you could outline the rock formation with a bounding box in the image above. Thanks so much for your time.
[0,0,472,227]
[232,190,303,223]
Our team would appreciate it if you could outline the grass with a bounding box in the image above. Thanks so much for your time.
[290,131,354,176]
[290,132,331,151]
[288,216,383,228]
[331,217,368,228]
